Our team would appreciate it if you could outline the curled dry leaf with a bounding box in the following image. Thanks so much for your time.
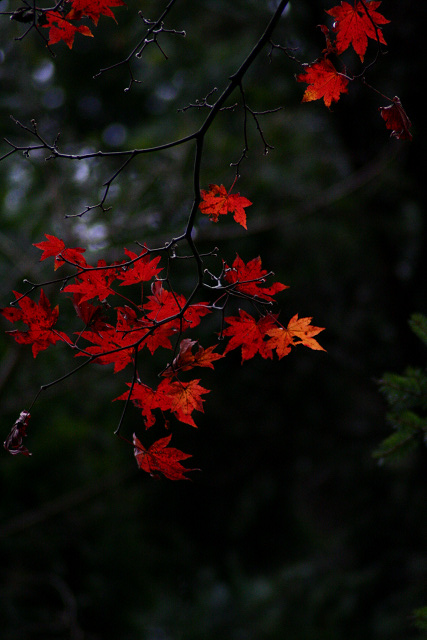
[4,410,31,456]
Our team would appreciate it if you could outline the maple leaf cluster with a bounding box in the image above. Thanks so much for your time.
[2,198,325,478]
[296,1,412,140]
[42,0,126,49]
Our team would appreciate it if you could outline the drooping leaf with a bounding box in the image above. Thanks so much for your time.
[43,11,93,49]
[326,1,389,62]
[296,58,349,108]
[133,433,195,480]
[379,96,412,141]
[199,184,252,229]
[223,254,288,302]
[4,410,31,456]
[1,290,72,357]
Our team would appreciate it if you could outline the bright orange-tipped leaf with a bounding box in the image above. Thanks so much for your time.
[199,184,252,229]
[266,314,325,359]
[297,58,349,108]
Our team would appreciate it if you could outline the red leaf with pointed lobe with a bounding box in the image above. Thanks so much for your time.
[1,290,72,357]
[116,377,209,428]
[34,234,86,270]
[116,305,176,355]
[117,248,162,286]
[64,260,118,303]
[43,11,93,49]
[296,58,349,108]
[224,254,288,302]
[143,281,210,329]
[379,96,412,141]
[68,0,126,25]
[133,433,195,480]
[222,310,277,363]
[326,1,389,62]
[199,184,252,229]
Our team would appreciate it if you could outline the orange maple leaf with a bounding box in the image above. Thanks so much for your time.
[266,314,325,359]
[199,184,252,229]
[379,96,412,141]
[43,11,93,49]
[68,0,126,26]
[133,433,195,480]
[296,58,349,108]
[326,1,389,62]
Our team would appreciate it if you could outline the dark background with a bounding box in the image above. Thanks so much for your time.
[0,1,426,638]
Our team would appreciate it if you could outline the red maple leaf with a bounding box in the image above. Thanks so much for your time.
[266,314,325,358]
[64,260,118,303]
[1,290,72,357]
[4,410,31,456]
[116,305,176,355]
[379,96,412,141]
[133,433,195,480]
[199,184,252,229]
[222,310,277,363]
[72,293,104,328]
[116,377,209,428]
[163,338,223,376]
[296,58,349,108]
[77,324,139,372]
[326,1,389,62]
[43,11,93,49]
[160,378,210,427]
[143,281,210,329]
[117,248,162,287]
[68,0,126,25]
[34,234,86,270]
[224,254,288,302]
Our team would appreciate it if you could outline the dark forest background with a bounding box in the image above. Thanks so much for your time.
[0,1,426,638]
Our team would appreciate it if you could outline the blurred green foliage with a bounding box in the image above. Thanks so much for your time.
[1,1,426,639]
